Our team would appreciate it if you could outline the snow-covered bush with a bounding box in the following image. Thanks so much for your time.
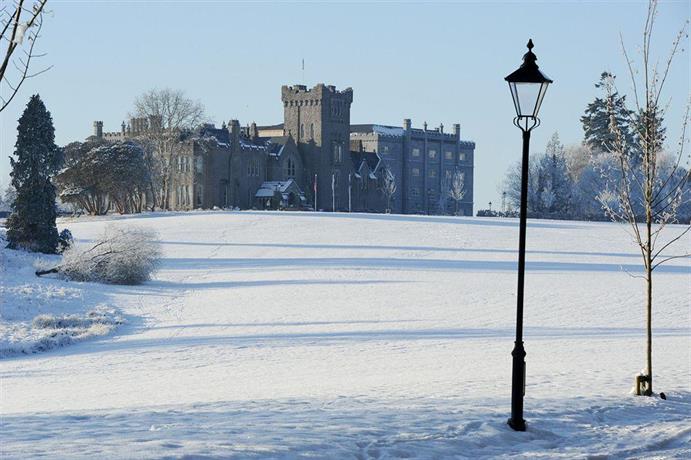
[57,228,73,254]
[58,227,160,284]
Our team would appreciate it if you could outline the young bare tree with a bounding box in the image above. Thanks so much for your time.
[131,88,205,210]
[598,0,690,396]
[0,0,50,112]
[448,169,466,215]
[381,168,396,213]
[438,173,450,215]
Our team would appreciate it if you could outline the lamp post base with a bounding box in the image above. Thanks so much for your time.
[507,417,526,432]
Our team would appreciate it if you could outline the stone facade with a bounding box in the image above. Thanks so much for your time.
[350,121,475,215]
[87,83,475,215]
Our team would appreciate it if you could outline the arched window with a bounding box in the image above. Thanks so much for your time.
[310,123,314,139]
[300,124,304,139]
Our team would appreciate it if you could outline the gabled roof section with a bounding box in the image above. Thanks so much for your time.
[350,150,382,178]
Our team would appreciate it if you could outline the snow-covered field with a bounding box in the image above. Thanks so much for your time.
[1,211,690,459]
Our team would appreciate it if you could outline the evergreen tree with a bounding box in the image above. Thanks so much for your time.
[581,72,635,154]
[6,95,61,253]
[633,104,666,161]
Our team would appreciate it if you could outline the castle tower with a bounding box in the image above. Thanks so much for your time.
[281,83,353,211]
[93,121,103,138]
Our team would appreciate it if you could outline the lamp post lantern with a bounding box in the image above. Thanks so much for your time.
[504,39,552,432]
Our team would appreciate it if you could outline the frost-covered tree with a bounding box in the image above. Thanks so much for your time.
[3,184,17,210]
[36,227,161,285]
[0,1,50,112]
[6,94,61,253]
[581,72,635,154]
[448,169,466,215]
[570,152,616,220]
[598,0,690,396]
[380,168,397,213]
[131,88,206,210]
[504,157,541,215]
[56,141,149,215]
[538,133,572,215]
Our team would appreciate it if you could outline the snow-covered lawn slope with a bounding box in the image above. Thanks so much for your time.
[0,232,124,357]
[1,211,689,459]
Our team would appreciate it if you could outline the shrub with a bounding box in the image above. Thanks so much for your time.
[59,227,160,284]
[57,229,74,254]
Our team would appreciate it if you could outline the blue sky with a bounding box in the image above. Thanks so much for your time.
[1,0,689,209]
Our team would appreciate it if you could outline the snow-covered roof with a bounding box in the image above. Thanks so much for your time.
[254,179,303,198]
[350,124,404,137]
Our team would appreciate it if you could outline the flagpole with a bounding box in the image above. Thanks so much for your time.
[348,173,352,213]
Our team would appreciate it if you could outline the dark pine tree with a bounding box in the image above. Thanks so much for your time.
[581,72,635,154]
[6,95,62,253]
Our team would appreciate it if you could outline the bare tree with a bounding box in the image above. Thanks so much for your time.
[598,0,690,396]
[131,88,205,210]
[0,0,50,112]
[438,173,450,214]
[448,169,466,215]
[381,168,396,213]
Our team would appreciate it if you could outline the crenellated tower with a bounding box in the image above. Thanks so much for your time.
[281,83,353,210]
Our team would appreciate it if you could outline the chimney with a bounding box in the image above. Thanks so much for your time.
[228,119,240,150]
[453,123,461,139]
[403,118,411,130]
[439,123,444,134]
[423,121,428,131]
[249,122,258,139]
[121,121,126,135]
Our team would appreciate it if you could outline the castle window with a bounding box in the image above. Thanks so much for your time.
[412,167,420,177]
[300,124,304,139]
[195,156,203,174]
[411,187,420,197]
[333,142,343,164]
[310,123,314,139]
[445,151,453,160]
[286,158,296,178]
[429,169,437,178]
[412,148,420,157]
[460,152,466,161]
[382,145,389,154]
[428,149,437,160]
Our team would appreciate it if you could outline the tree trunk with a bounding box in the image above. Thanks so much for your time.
[645,216,653,395]
[36,267,59,277]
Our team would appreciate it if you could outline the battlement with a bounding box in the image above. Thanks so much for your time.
[281,83,353,105]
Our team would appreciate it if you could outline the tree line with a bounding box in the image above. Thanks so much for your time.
[501,72,690,223]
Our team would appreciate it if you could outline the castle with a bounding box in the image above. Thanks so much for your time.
[89,83,475,215]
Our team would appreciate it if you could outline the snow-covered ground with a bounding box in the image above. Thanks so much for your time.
[1,211,689,459]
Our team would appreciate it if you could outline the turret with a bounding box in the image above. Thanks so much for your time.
[93,121,103,138]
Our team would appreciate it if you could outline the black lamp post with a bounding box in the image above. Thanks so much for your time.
[504,39,552,432]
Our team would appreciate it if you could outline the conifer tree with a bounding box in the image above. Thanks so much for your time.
[6,95,61,253]
[581,72,635,154]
